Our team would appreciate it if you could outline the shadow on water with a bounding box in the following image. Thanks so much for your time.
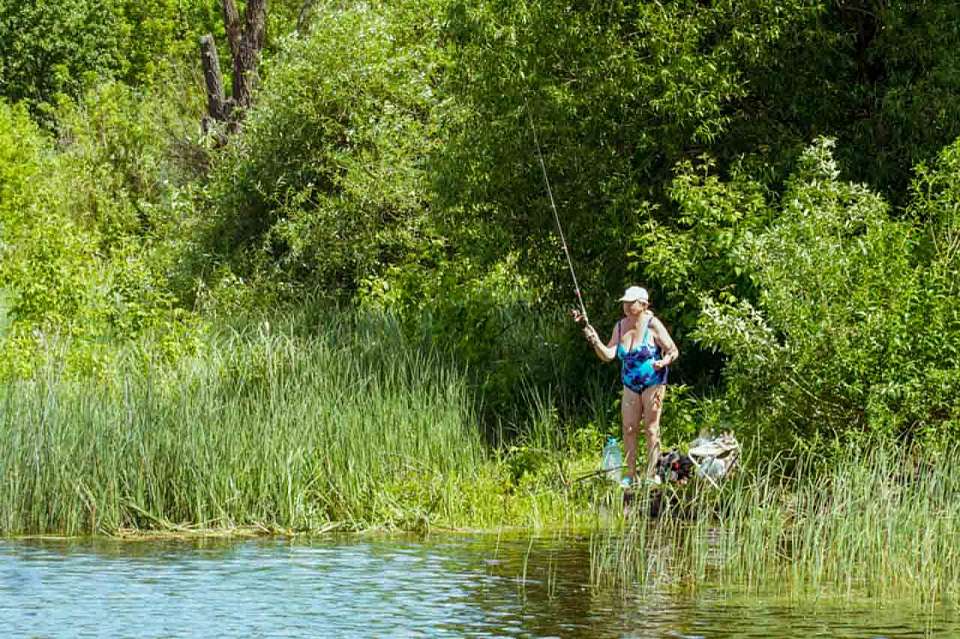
[1,533,957,638]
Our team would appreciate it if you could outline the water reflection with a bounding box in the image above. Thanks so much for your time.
[0,535,955,638]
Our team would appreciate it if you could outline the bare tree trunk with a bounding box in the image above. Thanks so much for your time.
[199,35,228,124]
[222,0,243,61]
[199,0,268,132]
[233,0,266,110]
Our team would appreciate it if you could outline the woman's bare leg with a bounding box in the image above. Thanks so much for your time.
[641,384,666,479]
[621,387,643,483]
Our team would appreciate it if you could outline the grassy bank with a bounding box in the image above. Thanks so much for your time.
[5,315,958,604]
[0,315,600,536]
[591,446,960,603]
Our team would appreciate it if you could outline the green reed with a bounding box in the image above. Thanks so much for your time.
[0,315,500,535]
[591,445,960,603]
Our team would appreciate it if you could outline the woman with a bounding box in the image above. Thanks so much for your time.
[576,286,678,487]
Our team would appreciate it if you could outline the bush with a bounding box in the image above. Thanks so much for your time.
[693,138,960,449]
[0,102,96,330]
[0,83,203,378]
[200,0,446,301]
[0,0,218,114]
[635,157,772,384]
[360,252,606,434]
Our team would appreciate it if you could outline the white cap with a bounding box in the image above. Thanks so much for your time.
[618,286,649,303]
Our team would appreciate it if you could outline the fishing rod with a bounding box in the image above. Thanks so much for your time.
[525,103,590,326]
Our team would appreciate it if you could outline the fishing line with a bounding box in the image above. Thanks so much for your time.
[524,103,589,325]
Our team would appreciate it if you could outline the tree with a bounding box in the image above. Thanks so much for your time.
[437,0,821,309]
[0,0,215,117]
[199,0,267,133]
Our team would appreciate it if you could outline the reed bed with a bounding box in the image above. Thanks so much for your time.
[591,446,960,603]
[7,307,955,606]
[0,316,500,535]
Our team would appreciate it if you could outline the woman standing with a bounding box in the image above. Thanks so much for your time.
[577,286,679,487]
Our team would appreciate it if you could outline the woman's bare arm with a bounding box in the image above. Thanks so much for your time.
[583,322,618,362]
[650,317,679,369]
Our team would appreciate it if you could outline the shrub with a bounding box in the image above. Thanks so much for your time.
[0,0,218,114]
[200,0,446,301]
[0,84,203,378]
[693,139,960,449]
[360,252,603,433]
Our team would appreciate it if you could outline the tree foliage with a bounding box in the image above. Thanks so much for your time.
[437,0,822,298]
[199,1,447,302]
[0,0,219,115]
[721,1,960,200]
[693,139,960,447]
[0,79,202,377]
[3,0,960,449]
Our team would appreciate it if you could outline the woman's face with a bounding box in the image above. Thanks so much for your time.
[623,300,647,317]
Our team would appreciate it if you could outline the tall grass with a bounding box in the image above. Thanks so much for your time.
[590,446,960,602]
[0,315,494,535]
[10,303,955,607]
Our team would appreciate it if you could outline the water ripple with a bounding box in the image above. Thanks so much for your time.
[0,537,955,638]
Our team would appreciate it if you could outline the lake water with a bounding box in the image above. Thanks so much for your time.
[1,535,956,638]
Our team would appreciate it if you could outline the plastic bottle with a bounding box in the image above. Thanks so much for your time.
[601,437,622,483]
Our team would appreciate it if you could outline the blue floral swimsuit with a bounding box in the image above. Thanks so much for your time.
[616,317,668,393]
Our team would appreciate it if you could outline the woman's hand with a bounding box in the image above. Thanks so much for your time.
[582,323,615,362]
[570,308,587,325]
[583,324,602,347]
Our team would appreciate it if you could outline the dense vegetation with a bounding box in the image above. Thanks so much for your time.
[2,0,960,538]
[0,315,598,535]
[592,444,960,603]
